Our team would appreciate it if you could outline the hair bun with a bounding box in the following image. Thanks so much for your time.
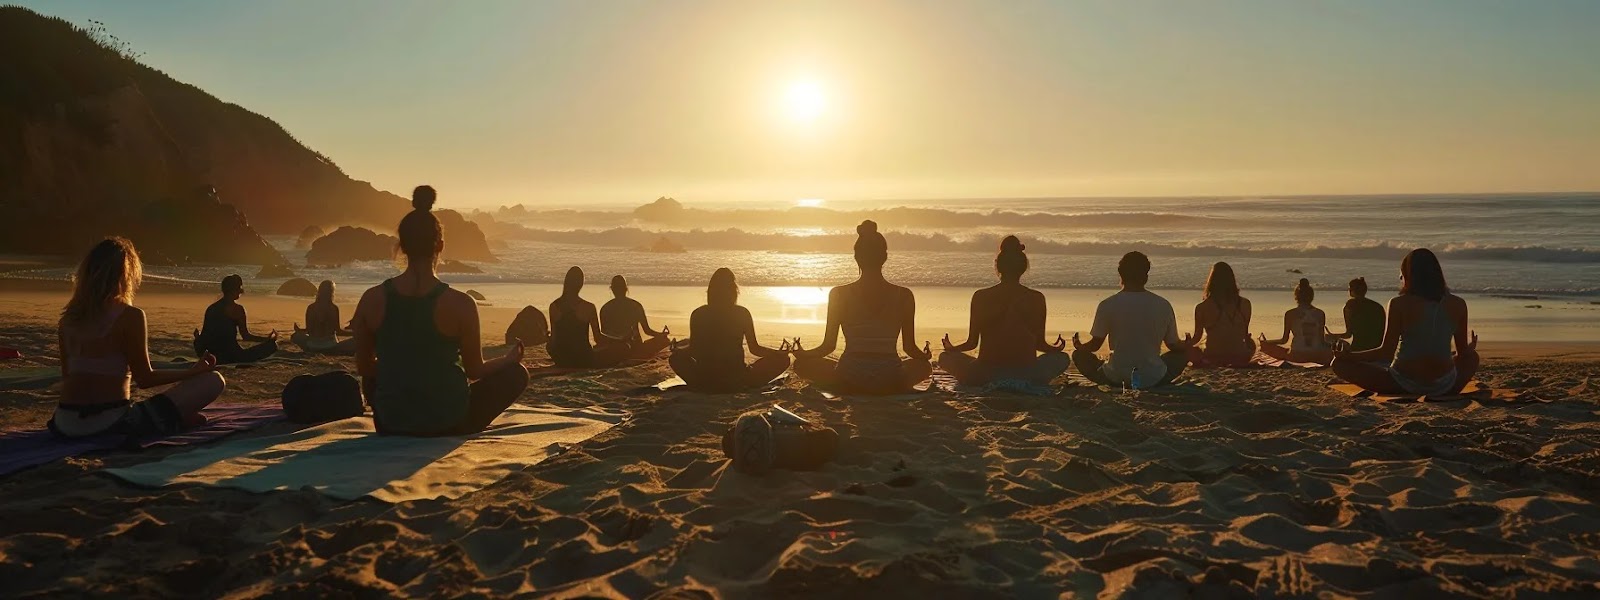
[857,220,878,236]
[1000,235,1025,253]
[412,185,437,212]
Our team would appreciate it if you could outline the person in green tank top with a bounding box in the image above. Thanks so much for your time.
[352,186,529,436]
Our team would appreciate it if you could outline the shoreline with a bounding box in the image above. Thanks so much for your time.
[3,277,1597,361]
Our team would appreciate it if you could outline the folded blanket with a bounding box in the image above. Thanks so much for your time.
[0,402,285,476]
[105,405,628,502]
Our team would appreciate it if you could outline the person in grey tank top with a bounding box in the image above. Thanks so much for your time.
[1332,248,1479,397]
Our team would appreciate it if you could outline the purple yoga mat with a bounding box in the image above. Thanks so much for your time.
[0,402,284,476]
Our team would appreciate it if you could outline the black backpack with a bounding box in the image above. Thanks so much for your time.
[282,371,365,424]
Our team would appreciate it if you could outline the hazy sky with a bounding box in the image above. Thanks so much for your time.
[17,0,1600,207]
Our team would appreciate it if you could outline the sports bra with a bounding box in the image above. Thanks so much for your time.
[64,304,130,378]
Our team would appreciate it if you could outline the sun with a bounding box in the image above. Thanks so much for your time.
[780,79,828,125]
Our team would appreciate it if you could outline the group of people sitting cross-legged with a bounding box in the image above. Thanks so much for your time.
[48,190,1484,445]
[664,221,1481,398]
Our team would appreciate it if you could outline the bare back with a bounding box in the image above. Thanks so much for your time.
[972,284,1045,366]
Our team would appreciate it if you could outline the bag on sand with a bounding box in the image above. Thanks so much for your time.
[282,371,365,424]
[721,407,839,475]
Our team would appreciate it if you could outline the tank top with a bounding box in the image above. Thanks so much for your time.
[1289,306,1328,353]
[1394,299,1453,364]
[1344,297,1386,352]
[198,300,241,353]
[373,280,469,434]
[548,301,594,366]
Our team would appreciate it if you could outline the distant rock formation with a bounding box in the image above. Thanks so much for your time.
[305,226,396,267]
[435,209,497,263]
[633,197,684,223]
[276,277,317,297]
[295,226,325,250]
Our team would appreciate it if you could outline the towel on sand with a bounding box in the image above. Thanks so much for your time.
[1327,380,1527,403]
[106,405,628,502]
[0,403,285,476]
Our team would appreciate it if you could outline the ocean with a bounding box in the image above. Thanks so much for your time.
[7,193,1599,342]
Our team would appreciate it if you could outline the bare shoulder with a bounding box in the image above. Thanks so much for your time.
[440,287,477,311]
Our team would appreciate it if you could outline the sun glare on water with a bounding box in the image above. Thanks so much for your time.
[795,198,824,208]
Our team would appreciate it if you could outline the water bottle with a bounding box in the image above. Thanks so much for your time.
[1129,366,1143,391]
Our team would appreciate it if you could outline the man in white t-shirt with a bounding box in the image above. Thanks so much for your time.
[1072,251,1192,389]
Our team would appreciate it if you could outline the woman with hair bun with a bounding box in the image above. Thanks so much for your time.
[1259,278,1334,365]
[793,220,933,394]
[937,236,1069,386]
[352,185,529,436]
[1333,248,1478,396]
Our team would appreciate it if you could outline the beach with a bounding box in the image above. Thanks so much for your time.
[4,279,1600,597]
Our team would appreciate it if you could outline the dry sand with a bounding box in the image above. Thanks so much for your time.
[3,281,1600,597]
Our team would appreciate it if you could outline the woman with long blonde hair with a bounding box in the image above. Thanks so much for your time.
[53,237,225,438]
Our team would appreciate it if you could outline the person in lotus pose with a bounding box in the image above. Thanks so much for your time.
[601,275,672,360]
[352,185,529,436]
[291,280,356,356]
[1259,278,1334,365]
[53,237,225,439]
[1327,277,1386,352]
[793,220,933,394]
[669,268,793,392]
[1073,252,1192,389]
[194,274,278,364]
[937,236,1069,387]
[1332,249,1479,397]
[1189,262,1255,367]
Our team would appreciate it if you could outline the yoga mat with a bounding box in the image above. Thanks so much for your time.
[642,373,789,394]
[106,405,628,502]
[1250,354,1327,369]
[0,402,285,476]
[1328,381,1516,403]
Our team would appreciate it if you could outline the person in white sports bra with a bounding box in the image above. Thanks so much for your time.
[1259,278,1334,366]
[52,238,225,439]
